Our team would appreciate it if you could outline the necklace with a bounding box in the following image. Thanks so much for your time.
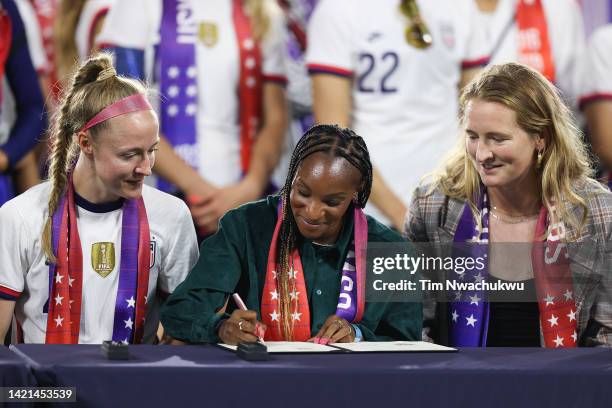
[490,207,540,224]
[312,241,334,247]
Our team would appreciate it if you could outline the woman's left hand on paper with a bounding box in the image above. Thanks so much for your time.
[310,315,355,345]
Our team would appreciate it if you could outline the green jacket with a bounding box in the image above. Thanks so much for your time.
[161,196,422,342]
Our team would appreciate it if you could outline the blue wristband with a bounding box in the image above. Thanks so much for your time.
[351,324,363,342]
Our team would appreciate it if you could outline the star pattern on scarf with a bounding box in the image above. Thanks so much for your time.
[465,314,477,327]
[543,293,555,306]
[126,296,135,308]
[270,290,279,300]
[451,310,458,323]
[289,290,300,301]
[164,61,197,118]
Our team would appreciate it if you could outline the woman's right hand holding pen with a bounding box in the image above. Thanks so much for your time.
[217,309,267,345]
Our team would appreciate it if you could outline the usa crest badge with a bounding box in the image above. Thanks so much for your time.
[199,22,218,47]
[91,242,115,277]
[150,240,157,268]
[439,21,455,50]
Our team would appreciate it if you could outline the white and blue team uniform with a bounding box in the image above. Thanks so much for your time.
[0,183,199,343]
[579,24,612,109]
[475,0,585,106]
[97,0,287,189]
[74,0,116,61]
[306,0,488,224]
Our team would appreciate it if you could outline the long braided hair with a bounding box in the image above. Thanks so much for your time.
[41,53,148,262]
[275,124,372,339]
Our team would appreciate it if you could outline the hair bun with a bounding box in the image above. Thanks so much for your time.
[96,67,117,81]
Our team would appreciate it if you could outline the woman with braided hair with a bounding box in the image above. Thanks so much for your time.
[161,124,421,345]
[0,53,198,344]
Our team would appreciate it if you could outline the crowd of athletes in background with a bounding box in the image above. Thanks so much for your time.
[1,0,612,232]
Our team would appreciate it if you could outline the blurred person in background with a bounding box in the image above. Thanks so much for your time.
[97,0,288,238]
[0,0,46,206]
[580,24,612,187]
[3,0,50,195]
[53,0,115,87]
[271,0,317,188]
[473,0,585,107]
[307,0,489,232]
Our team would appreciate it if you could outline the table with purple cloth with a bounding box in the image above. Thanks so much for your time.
[0,346,35,387]
[9,344,612,407]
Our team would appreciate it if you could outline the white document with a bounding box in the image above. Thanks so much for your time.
[218,341,340,353]
[330,341,457,352]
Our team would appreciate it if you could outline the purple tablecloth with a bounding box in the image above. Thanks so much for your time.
[10,344,612,408]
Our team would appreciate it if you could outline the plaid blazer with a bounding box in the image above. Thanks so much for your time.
[405,182,612,347]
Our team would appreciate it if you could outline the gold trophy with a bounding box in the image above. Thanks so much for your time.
[400,0,433,49]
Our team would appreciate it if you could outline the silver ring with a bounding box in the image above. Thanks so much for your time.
[238,320,244,331]
[335,320,344,328]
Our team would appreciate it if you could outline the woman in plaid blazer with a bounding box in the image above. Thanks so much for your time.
[405,62,612,347]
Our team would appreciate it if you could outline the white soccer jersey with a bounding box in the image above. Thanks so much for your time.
[75,0,116,61]
[306,0,488,223]
[0,182,199,344]
[97,0,287,187]
[579,24,612,108]
[476,0,585,105]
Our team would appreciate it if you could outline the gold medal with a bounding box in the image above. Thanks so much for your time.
[91,242,116,277]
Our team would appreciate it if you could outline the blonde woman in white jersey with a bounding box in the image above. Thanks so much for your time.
[0,53,198,344]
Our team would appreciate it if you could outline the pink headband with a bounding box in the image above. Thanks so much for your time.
[80,93,153,133]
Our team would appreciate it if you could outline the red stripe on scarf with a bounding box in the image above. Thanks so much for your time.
[261,205,367,340]
[353,209,367,322]
[133,199,150,343]
[66,183,84,344]
[46,184,78,344]
[532,207,577,348]
[233,0,262,174]
[516,0,555,82]
[261,209,311,341]
[46,180,151,344]
[30,0,59,100]
[277,0,307,51]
